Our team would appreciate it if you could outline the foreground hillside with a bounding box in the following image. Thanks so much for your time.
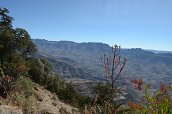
[33,39,172,89]
[0,82,79,114]
[35,84,79,114]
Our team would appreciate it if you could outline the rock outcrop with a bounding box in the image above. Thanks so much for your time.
[35,84,80,114]
[0,105,23,114]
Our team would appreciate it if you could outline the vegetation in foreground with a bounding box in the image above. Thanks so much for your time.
[82,45,172,114]
[129,81,172,114]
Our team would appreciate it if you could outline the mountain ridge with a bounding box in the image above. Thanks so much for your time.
[33,38,172,52]
[33,39,172,89]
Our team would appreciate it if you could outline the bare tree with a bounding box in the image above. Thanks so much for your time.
[101,45,127,105]
[84,45,128,114]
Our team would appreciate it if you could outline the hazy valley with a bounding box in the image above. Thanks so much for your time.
[32,39,172,103]
[33,39,172,88]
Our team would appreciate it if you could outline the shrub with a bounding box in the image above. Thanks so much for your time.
[129,82,172,114]
[58,84,78,106]
[92,82,111,105]
[0,67,13,98]
[12,76,36,113]
[141,84,172,114]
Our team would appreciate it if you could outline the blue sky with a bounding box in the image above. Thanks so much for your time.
[0,0,172,51]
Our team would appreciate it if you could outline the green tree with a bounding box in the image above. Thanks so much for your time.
[0,8,15,63]
[40,58,52,84]
[0,8,13,28]
[28,58,44,83]
[0,8,37,66]
[4,53,29,77]
[15,28,37,57]
[28,58,54,85]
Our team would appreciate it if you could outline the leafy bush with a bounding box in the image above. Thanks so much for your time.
[58,84,79,106]
[77,95,91,109]
[46,74,65,93]
[141,84,172,114]
[129,80,172,114]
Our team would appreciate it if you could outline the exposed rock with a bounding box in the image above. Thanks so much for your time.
[0,105,23,114]
[34,86,39,91]
[35,84,80,114]
[51,96,56,100]
[36,94,43,102]
[52,102,57,106]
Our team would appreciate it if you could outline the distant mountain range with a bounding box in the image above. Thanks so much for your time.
[33,39,172,89]
[146,49,172,54]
